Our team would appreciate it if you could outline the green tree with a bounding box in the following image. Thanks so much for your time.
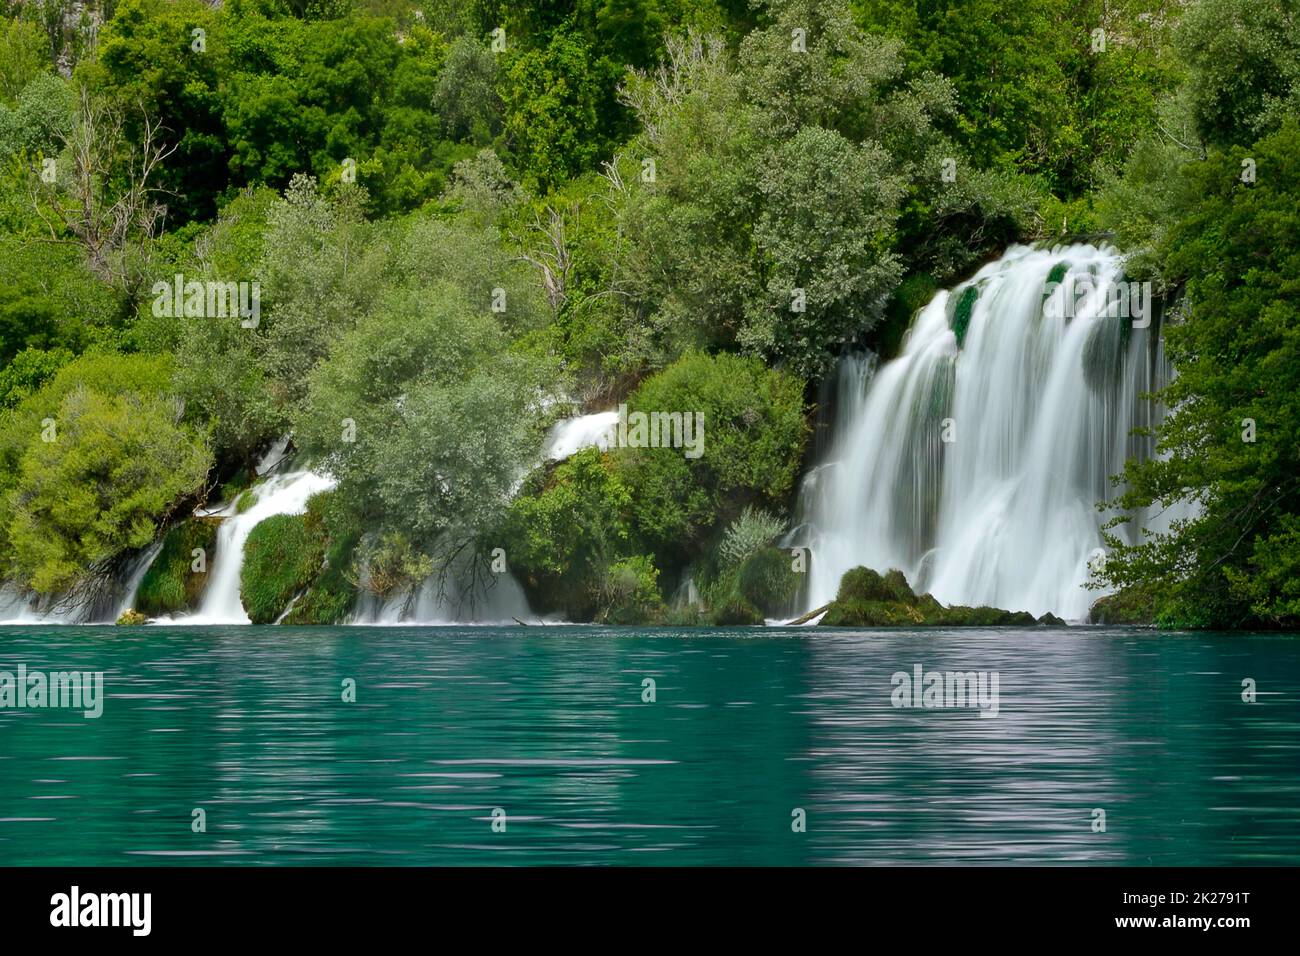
[498,27,622,190]
[1177,0,1300,149]
[0,353,212,596]
[502,447,634,617]
[616,352,808,567]
[0,17,49,104]
[1100,121,1300,627]
[88,0,229,222]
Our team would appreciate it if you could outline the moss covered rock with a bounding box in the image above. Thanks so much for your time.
[279,493,360,625]
[710,593,765,625]
[1088,587,1156,625]
[820,566,1064,627]
[951,285,979,347]
[241,513,324,624]
[820,567,928,625]
[115,609,148,626]
[135,517,221,616]
[1046,260,1070,288]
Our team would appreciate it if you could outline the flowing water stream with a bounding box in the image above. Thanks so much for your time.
[792,244,1180,620]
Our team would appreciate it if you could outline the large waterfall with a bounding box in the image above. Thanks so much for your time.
[792,244,1170,621]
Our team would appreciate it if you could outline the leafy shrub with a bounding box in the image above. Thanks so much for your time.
[501,448,633,619]
[718,506,785,568]
[595,555,665,625]
[354,531,433,600]
[282,491,360,625]
[0,354,212,595]
[616,352,808,568]
[737,546,799,614]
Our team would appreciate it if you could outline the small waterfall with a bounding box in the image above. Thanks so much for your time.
[160,469,336,625]
[112,539,166,620]
[346,405,619,626]
[793,244,1169,621]
[541,409,618,461]
[350,544,536,625]
[0,584,81,625]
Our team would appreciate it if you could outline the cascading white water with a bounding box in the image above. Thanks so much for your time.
[0,584,80,625]
[350,557,536,625]
[5,402,610,625]
[113,539,165,620]
[792,244,1168,621]
[541,409,618,461]
[159,469,336,625]
[349,408,622,625]
[0,531,165,625]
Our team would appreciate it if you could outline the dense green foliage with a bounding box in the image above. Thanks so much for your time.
[615,352,808,567]
[502,447,635,619]
[240,511,322,623]
[0,0,1295,628]
[134,516,219,614]
[0,353,211,597]
[1098,121,1300,627]
[1080,0,1300,629]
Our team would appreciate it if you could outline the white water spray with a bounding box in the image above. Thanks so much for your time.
[159,469,336,625]
[541,410,618,461]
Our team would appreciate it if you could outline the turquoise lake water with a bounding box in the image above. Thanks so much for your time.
[0,625,1297,865]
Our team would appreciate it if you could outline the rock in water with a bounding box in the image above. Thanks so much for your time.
[819,567,1066,627]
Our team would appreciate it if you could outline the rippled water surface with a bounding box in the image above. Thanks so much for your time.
[1,625,1297,865]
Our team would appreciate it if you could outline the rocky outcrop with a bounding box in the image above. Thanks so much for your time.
[1088,587,1156,625]
[819,567,1068,627]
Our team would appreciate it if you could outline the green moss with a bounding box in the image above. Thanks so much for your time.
[951,285,979,347]
[1081,314,1131,393]
[274,491,362,625]
[1088,586,1157,625]
[234,489,256,514]
[115,609,148,626]
[282,530,360,625]
[217,468,251,507]
[710,593,765,625]
[821,597,926,626]
[836,566,916,603]
[821,566,1057,627]
[1046,261,1070,287]
[929,605,1039,626]
[135,517,221,615]
[240,513,323,624]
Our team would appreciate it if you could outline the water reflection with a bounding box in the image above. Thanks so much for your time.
[0,625,1296,865]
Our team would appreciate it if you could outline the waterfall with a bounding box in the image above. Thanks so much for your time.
[792,244,1169,621]
[113,539,166,620]
[156,469,337,625]
[349,546,537,625]
[541,409,618,461]
[0,584,80,625]
[347,409,621,625]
